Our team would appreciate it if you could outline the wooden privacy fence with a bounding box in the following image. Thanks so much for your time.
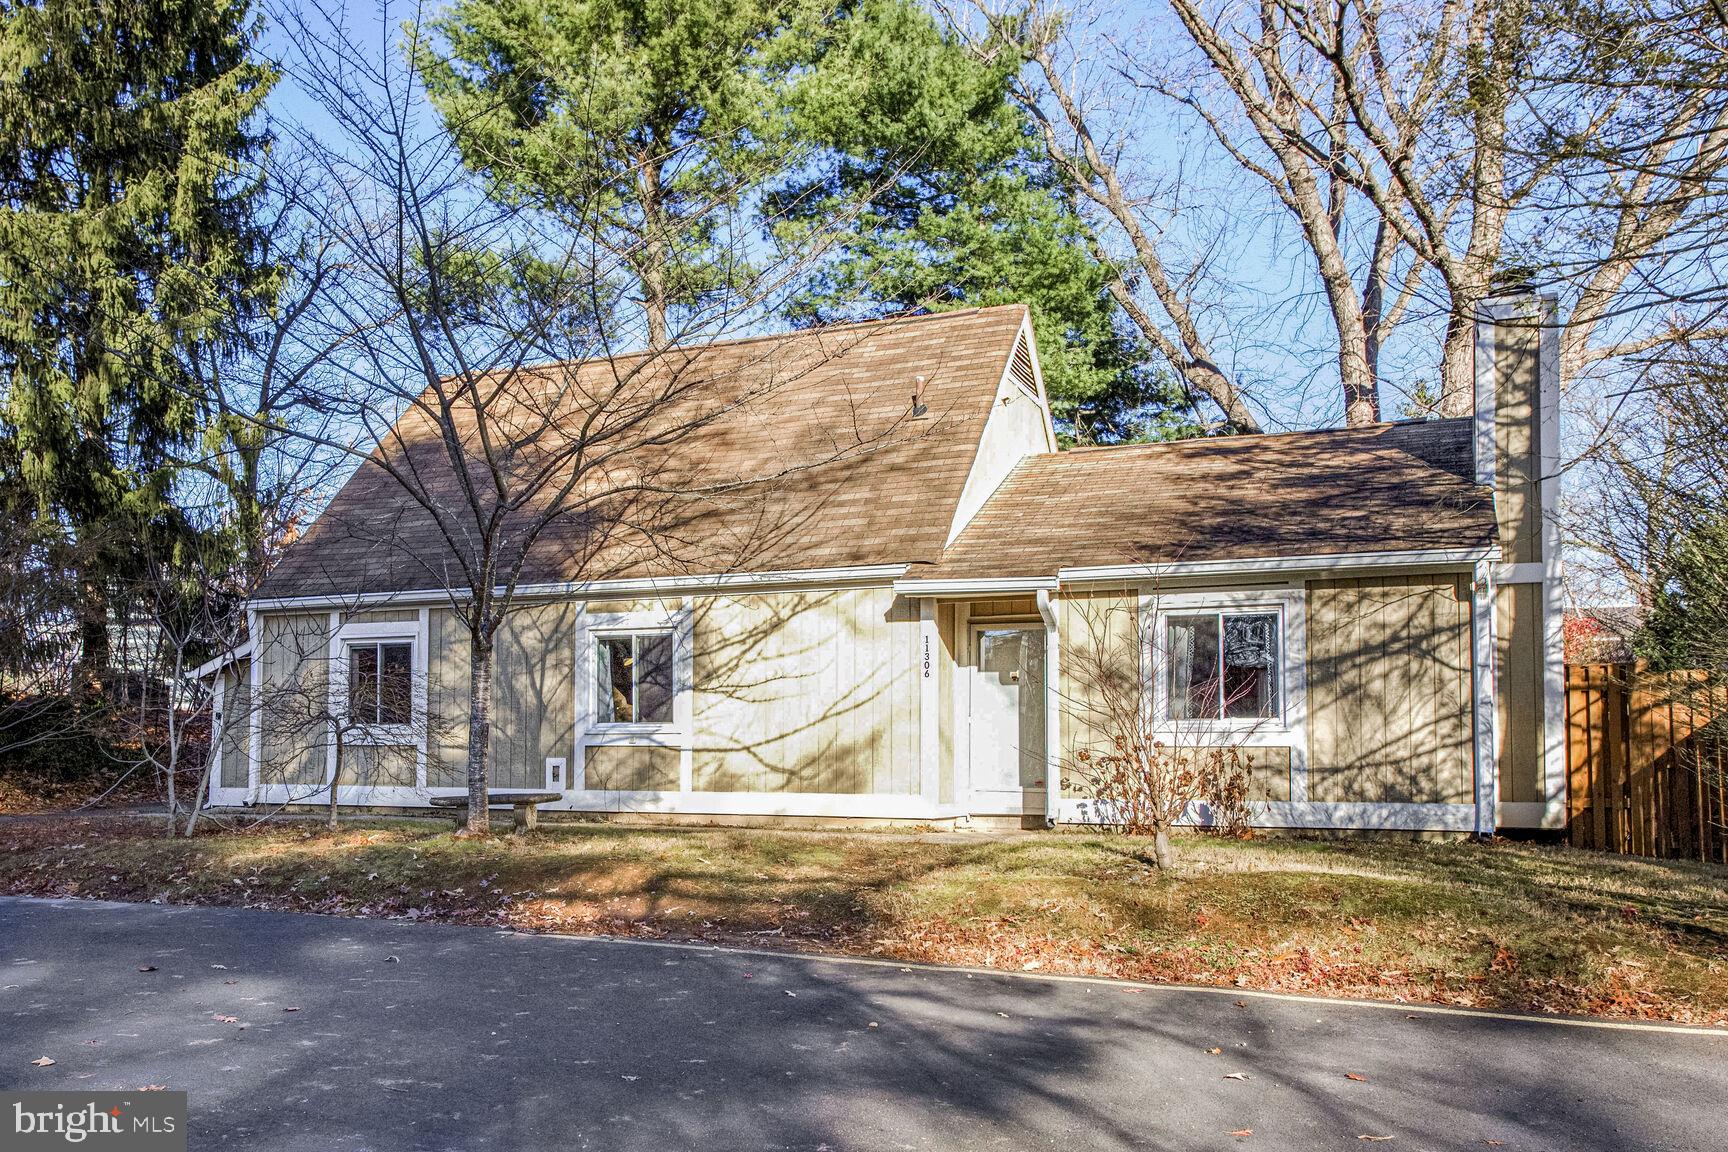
[1565,663,1727,863]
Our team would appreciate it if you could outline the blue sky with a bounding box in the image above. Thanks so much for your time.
[254,0,1453,436]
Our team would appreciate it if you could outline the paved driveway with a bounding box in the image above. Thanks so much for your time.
[1,896,1721,1150]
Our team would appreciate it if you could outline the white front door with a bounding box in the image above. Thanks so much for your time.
[967,626,1047,814]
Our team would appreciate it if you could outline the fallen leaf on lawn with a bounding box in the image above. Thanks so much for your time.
[1358,1137,1394,1142]
[137,966,157,973]
[30,1057,54,1067]
[1346,1073,1369,1082]
[212,1014,238,1024]
[1224,1073,1250,1081]
[1227,1129,1252,1139]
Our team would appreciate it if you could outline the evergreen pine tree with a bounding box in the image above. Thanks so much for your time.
[0,0,277,691]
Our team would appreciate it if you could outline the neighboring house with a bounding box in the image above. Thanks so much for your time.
[1564,605,1644,665]
[204,296,1565,834]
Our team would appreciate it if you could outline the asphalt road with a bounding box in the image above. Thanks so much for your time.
[1,896,1722,1151]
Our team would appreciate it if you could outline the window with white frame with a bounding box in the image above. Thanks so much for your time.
[346,640,414,726]
[1163,609,1283,723]
[594,632,674,725]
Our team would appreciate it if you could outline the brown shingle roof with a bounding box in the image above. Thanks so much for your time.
[912,419,1495,580]
[259,306,1028,599]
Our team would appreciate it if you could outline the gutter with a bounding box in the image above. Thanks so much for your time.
[248,564,911,612]
[892,576,1060,596]
[1057,546,1499,584]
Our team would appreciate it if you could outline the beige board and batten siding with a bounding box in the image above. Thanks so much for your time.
[425,602,578,790]
[257,611,332,787]
[1493,311,1543,566]
[218,662,250,789]
[1052,588,1137,797]
[343,744,416,787]
[936,602,958,805]
[1052,588,1294,802]
[426,608,471,788]
[1307,573,1474,804]
[1495,582,1545,803]
[690,588,920,794]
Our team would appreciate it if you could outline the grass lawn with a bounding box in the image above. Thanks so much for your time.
[2,814,1725,1026]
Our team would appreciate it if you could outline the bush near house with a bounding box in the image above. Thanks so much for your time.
[2,816,1724,1027]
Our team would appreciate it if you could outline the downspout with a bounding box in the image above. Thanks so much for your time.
[1471,303,1499,840]
[1471,558,1500,839]
[1037,589,1061,828]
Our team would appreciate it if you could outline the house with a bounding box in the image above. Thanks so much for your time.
[205,294,1564,834]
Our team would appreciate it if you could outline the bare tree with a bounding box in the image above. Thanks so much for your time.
[1060,590,1266,868]
[950,0,1728,429]
[254,3,918,836]
[1568,330,1728,606]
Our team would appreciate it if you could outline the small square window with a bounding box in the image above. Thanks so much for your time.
[1165,611,1280,723]
[595,633,674,724]
[347,641,413,726]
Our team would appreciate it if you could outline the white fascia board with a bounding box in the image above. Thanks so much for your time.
[893,576,1060,596]
[248,564,910,611]
[1057,547,1499,584]
[192,639,254,681]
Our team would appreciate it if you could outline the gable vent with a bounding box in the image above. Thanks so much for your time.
[1009,332,1038,397]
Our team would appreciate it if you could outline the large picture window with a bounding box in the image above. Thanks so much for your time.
[1165,611,1281,722]
[595,633,674,725]
[347,641,413,726]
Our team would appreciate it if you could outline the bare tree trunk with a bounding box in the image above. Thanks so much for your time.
[183,745,215,839]
[164,745,178,836]
[638,150,670,350]
[463,632,494,836]
[1152,823,1174,871]
[1438,310,1480,417]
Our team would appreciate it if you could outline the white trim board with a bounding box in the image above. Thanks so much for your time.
[1471,559,1500,837]
[1059,547,1495,584]
[1054,799,1479,833]
[895,577,1060,595]
[249,564,910,612]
